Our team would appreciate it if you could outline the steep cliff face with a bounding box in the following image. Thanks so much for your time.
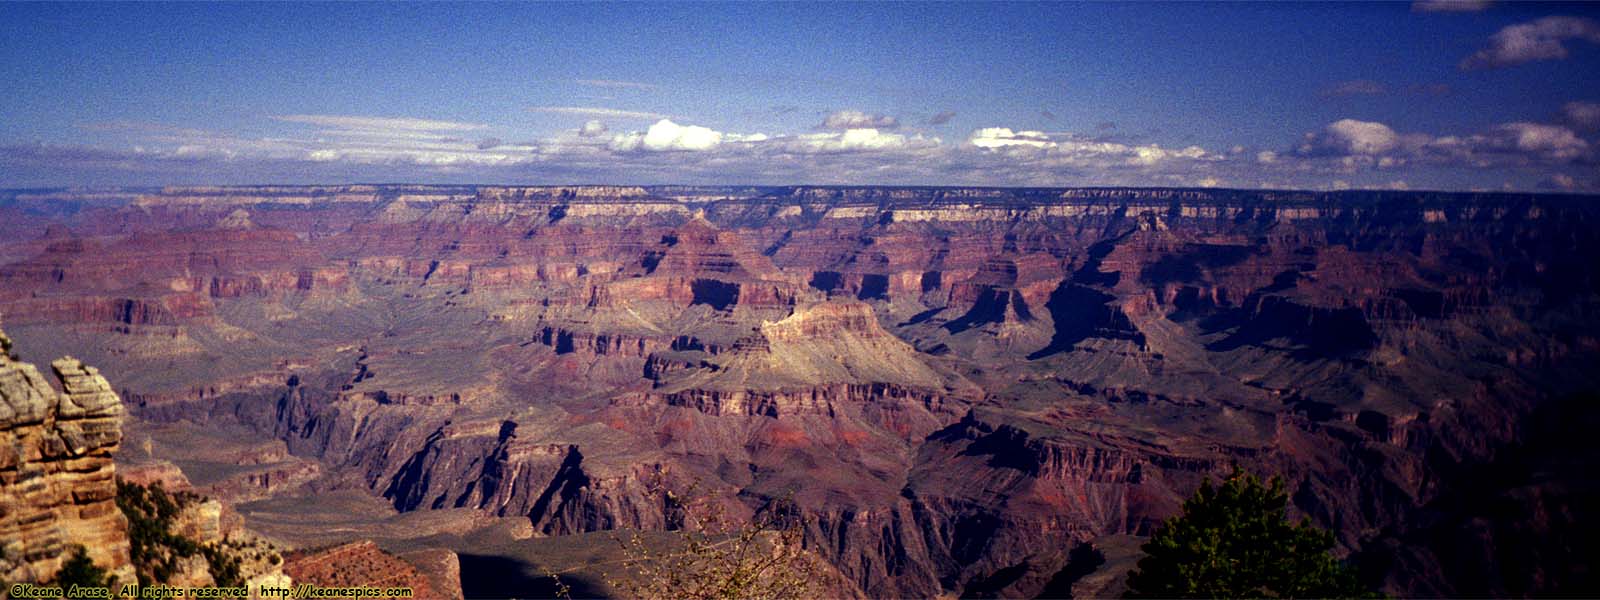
[0,325,134,584]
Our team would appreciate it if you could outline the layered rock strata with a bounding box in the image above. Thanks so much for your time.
[0,325,134,584]
[1,185,1597,597]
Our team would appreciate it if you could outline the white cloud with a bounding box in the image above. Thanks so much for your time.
[1561,101,1600,132]
[579,120,609,137]
[961,127,1217,177]
[821,110,900,130]
[1460,16,1600,69]
[273,114,487,132]
[529,106,671,120]
[968,128,1053,148]
[1303,119,1400,156]
[1490,122,1589,160]
[155,115,549,169]
[26,106,1597,192]
[171,144,238,160]
[308,128,465,143]
[773,128,915,153]
[1417,123,1590,163]
[1281,118,1593,179]
[967,127,1215,170]
[610,119,723,152]
[1128,145,1207,166]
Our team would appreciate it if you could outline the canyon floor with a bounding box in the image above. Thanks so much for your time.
[3,185,1598,597]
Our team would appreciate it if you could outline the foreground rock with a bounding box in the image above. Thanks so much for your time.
[0,325,134,584]
[282,541,456,600]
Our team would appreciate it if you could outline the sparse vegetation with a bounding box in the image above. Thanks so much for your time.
[115,479,246,587]
[551,476,821,600]
[1124,468,1381,599]
[52,545,112,589]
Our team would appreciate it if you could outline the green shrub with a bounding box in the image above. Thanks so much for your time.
[1125,468,1382,599]
[115,479,246,587]
[53,545,111,589]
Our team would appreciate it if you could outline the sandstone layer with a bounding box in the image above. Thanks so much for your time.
[0,325,135,584]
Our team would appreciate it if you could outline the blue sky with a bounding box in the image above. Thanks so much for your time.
[2,1,1598,191]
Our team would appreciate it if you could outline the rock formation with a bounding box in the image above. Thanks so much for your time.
[0,325,135,584]
[282,541,455,600]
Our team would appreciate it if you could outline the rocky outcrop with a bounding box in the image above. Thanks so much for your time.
[376,421,674,537]
[660,301,953,392]
[397,548,463,600]
[533,326,675,358]
[282,541,454,600]
[0,325,134,584]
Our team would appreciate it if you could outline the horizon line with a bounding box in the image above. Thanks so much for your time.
[3,183,1593,198]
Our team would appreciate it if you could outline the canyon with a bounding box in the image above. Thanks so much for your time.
[1,184,1597,597]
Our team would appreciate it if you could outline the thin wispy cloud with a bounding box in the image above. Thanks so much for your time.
[273,114,488,132]
[575,79,659,91]
[528,106,671,120]
[1320,79,1388,98]
[1540,173,1578,191]
[1407,83,1452,97]
[77,121,218,138]
[1561,101,1600,132]
[820,110,899,130]
[1460,16,1600,70]
[1411,0,1492,13]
